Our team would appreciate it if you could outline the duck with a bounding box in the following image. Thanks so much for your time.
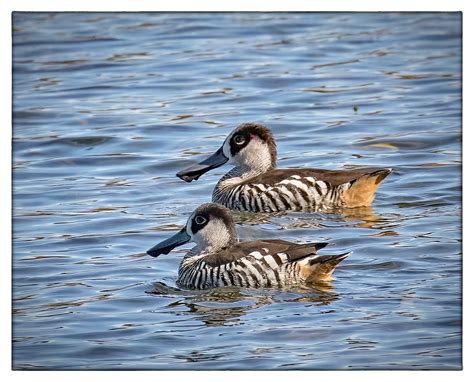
[176,122,392,212]
[147,203,350,290]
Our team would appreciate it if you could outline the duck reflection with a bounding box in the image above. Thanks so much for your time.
[339,206,385,229]
[233,205,399,234]
[340,206,403,237]
[172,290,270,327]
[148,281,340,327]
[232,210,283,225]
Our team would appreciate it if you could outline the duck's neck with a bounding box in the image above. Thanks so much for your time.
[217,163,273,189]
[195,239,236,255]
[181,239,235,268]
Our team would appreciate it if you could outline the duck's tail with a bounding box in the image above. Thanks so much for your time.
[299,252,351,283]
[342,168,392,207]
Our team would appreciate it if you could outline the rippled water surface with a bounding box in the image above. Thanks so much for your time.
[12,12,462,370]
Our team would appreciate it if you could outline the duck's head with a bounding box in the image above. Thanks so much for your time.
[176,122,277,182]
[147,203,237,257]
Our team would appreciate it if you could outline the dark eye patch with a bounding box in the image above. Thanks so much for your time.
[191,212,210,234]
[227,122,277,166]
[233,134,245,145]
[229,132,250,156]
[194,215,207,225]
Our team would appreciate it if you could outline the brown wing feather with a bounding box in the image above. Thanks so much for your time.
[204,240,328,267]
[243,167,390,187]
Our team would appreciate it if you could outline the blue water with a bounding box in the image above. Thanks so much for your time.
[12,12,461,370]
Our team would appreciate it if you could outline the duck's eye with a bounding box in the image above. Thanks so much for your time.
[194,215,207,225]
[233,134,246,145]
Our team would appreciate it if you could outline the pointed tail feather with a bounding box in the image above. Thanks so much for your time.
[308,252,351,266]
[285,242,329,262]
[303,252,351,283]
[370,168,392,185]
[313,242,330,251]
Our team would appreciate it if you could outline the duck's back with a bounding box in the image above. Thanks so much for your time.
[213,167,391,211]
[177,240,349,289]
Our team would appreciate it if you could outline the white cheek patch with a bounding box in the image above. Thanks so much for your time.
[237,139,272,170]
[194,218,231,251]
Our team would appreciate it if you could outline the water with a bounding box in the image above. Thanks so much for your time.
[12,12,461,370]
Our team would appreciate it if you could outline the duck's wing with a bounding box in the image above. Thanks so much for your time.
[204,240,328,267]
[248,240,350,282]
[243,167,391,207]
[244,167,391,187]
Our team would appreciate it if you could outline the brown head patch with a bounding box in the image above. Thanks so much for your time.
[191,203,237,239]
[230,122,277,167]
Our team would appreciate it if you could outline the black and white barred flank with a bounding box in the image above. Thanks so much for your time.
[178,250,305,289]
[213,174,350,212]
